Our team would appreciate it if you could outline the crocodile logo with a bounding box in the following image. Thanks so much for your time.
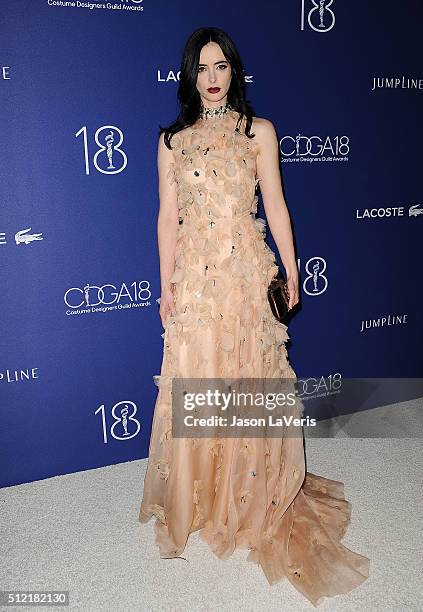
[15,227,43,244]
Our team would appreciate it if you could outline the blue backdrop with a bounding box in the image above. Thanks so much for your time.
[1,0,422,487]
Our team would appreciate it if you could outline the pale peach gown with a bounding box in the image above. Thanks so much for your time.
[138,107,370,606]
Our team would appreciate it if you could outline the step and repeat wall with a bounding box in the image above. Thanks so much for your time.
[1,1,422,486]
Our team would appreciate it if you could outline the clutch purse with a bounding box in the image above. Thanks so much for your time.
[267,270,290,323]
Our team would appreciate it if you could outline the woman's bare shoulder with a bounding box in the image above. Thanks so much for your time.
[251,115,277,137]
[251,115,278,152]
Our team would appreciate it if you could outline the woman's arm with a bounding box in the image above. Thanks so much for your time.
[157,132,178,292]
[254,118,300,310]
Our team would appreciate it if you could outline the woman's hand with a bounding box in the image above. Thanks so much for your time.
[286,271,300,311]
[159,284,177,328]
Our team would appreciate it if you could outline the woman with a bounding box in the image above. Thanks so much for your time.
[139,27,370,607]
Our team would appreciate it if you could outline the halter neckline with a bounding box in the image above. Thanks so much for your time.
[199,100,234,120]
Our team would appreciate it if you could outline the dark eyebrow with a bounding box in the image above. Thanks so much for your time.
[198,60,228,67]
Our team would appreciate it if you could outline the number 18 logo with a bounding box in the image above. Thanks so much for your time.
[75,125,128,175]
[300,0,336,32]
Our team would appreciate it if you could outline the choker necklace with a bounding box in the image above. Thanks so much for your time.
[199,101,233,120]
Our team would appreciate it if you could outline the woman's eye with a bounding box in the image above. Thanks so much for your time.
[198,64,227,72]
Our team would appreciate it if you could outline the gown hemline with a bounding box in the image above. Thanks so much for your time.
[139,466,370,608]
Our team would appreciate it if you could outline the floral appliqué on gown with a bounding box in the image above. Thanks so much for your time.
[138,109,370,606]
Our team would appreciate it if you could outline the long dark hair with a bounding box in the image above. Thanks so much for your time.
[160,27,256,149]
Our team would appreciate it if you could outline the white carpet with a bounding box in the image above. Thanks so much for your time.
[1,400,422,612]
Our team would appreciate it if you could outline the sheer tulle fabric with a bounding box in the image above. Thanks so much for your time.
[139,110,370,606]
